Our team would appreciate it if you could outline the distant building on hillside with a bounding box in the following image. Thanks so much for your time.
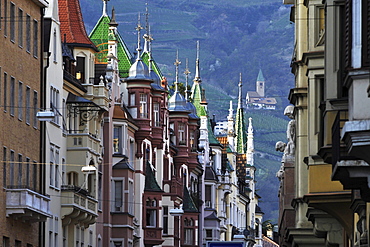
[246,70,277,110]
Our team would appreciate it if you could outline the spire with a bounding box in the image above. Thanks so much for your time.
[238,73,243,109]
[257,69,265,81]
[184,58,191,100]
[247,117,254,165]
[108,6,118,27]
[143,3,150,53]
[174,50,181,92]
[135,12,144,60]
[235,74,247,154]
[194,40,201,84]
[102,0,109,17]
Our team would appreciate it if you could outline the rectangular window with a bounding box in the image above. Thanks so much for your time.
[128,180,134,214]
[205,185,212,208]
[26,15,30,52]
[139,93,147,118]
[98,170,102,210]
[3,72,7,112]
[18,8,23,47]
[205,229,213,240]
[33,91,38,128]
[113,126,122,154]
[26,86,30,124]
[26,157,30,186]
[18,81,23,120]
[33,161,37,190]
[3,147,7,187]
[10,2,14,42]
[50,145,54,187]
[4,0,8,36]
[76,57,85,83]
[62,99,67,133]
[15,240,21,247]
[10,150,14,186]
[154,103,160,127]
[130,93,135,106]
[18,154,22,186]
[163,206,168,234]
[33,20,38,57]
[50,87,60,124]
[113,180,123,211]
[55,148,59,188]
[178,123,185,145]
[3,237,10,247]
[184,228,194,245]
[53,30,57,62]
[61,158,66,185]
[146,199,157,227]
[10,76,14,115]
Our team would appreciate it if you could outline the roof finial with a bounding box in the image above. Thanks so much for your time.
[184,58,191,100]
[194,40,201,83]
[109,6,118,27]
[102,0,109,17]
[143,3,151,53]
[238,73,243,109]
[174,50,181,92]
[135,12,144,60]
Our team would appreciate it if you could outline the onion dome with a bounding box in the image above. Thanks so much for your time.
[168,51,189,112]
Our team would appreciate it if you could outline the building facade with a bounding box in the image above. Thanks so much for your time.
[0,0,50,246]
[278,0,370,246]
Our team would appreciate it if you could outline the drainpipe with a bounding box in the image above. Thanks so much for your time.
[39,5,49,247]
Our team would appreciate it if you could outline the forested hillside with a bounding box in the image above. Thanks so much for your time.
[80,0,294,224]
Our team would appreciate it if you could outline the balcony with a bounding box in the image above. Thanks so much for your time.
[331,112,370,201]
[61,185,98,226]
[6,186,51,222]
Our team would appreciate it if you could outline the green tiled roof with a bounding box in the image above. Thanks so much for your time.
[183,186,198,213]
[144,161,163,192]
[89,15,133,78]
[207,119,220,146]
[190,82,207,117]
[141,52,164,80]
[235,108,247,154]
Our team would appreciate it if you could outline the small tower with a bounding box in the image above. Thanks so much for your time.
[227,101,235,150]
[256,69,265,97]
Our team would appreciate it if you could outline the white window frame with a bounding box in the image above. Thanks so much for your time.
[153,102,160,127]
[139,93,148,118]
